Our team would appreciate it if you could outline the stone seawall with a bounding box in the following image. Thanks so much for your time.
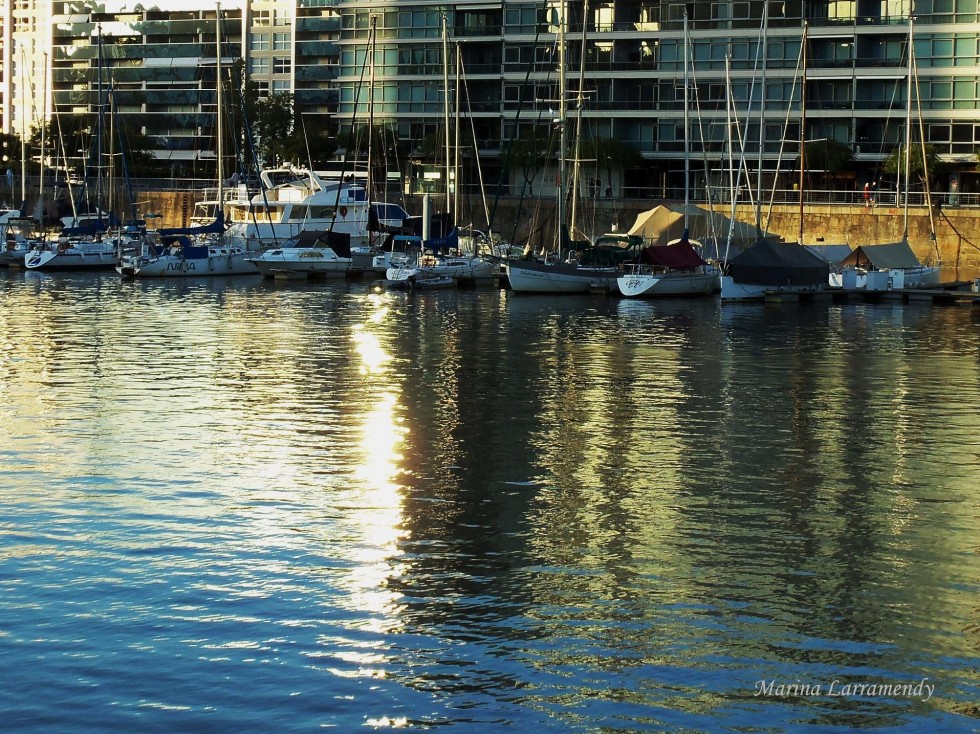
[148,190,980,279]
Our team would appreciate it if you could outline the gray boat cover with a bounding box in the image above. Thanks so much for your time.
[838,240,922,270]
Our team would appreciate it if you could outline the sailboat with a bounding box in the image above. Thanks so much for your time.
[719,7,829,302]
[505,0,636,294]
[25,35,133,272]
[386,17,496,287]
[617,12,718,299]
[835,17,941,291]
[117,5,258,278]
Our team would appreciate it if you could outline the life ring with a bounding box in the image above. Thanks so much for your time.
[340,206,348,218]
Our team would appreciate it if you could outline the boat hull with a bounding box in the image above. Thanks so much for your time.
[118,250,258,278]
[617,269,718,297]
[506,259,618,293]
[247,247,351,279]
[387,256,497,283]
[719,275,827,302]
[24,245,118,271]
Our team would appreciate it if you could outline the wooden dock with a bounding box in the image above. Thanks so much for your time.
[765,283,980,306]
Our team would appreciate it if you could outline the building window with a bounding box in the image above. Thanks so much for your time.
[273,57,290,74]
[273,32,290,50]
[252,33,270,51]
[251,57,270,74]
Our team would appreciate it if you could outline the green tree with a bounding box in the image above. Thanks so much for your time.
[883,143,943,188]
[252,92,296,167]
[1,132,23,171]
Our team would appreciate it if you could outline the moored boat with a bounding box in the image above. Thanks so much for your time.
[617,238,719,298]
[247,230,353,280]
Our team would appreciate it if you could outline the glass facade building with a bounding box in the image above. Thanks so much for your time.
[2,0,977,193]
[334,0,980,196]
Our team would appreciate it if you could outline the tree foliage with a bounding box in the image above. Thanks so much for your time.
[576,136,643,175]
[883,143,943,185]
[803,139,854,174]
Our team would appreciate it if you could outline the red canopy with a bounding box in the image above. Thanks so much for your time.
[638,241,706,269]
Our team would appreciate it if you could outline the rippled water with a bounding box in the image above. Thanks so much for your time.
[1,270,978,732]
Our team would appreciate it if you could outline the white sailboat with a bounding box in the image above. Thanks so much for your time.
[617,12,718,299]
[24,35,125,272]
[386,17,496,287]
[118,6,258,278]
[238,16,410,275]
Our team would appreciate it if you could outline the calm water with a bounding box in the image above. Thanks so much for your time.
[1,270,978,733]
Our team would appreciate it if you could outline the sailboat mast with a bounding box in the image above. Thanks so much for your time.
[39,53,47,223]
[454,42,462,229]
[556,0,567,259]
[367,14,376,208]
[798,22,807,245]
[442,15,452,220]
[216,4,224,216]
[902,15,913,241]
[683,11,690,224]
[569,0,588,240]
[755,1,767,236]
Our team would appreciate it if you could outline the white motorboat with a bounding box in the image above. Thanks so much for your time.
[223,165,409,251]
[247,230,353,280]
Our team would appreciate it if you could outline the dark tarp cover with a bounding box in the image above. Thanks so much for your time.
[838,240,922,270]
[159,213,225,237]
[289,229,352,257]
[639,241,706,269]
[727,239,830,286]
[424,228,458,253]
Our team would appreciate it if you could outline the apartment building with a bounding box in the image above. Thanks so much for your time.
[2,1,977,196]
[334,0,980,198]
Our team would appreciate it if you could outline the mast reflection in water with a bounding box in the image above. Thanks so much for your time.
[0,270,977,732]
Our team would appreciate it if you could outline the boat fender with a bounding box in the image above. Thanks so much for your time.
[340,206,348,219]
[58,242,69,254]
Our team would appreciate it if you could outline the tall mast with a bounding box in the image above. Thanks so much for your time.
[569,0,588,240]
[216,4,223,216]
[798,22,807,245]
[556,0,567,258]
[442,15,452,220]
[683,10,690,229]
[367,14,376,207]
[902,15,913,241]
[755,1,768,237]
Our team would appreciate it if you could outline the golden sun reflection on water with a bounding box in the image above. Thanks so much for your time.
[343,301,409,637]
